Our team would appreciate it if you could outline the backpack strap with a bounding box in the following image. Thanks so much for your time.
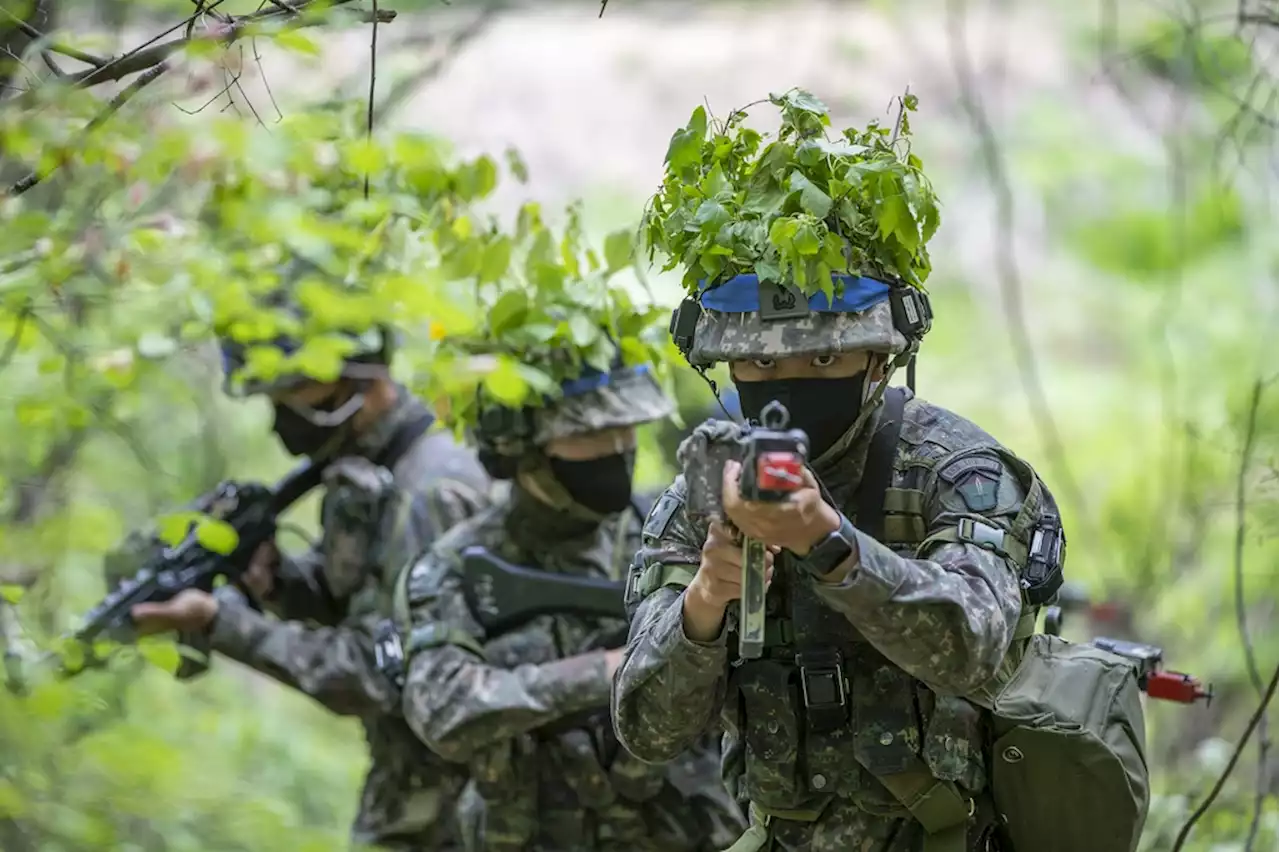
[371,410,435,472]
[851,386,907,540]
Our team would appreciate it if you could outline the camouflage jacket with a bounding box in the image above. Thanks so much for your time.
[399,484,745,852]
[203,388,492,851]
[612,392,1044,852]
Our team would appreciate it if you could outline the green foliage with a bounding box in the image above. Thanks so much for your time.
[641,87,941,298]
[1070,181,1246,277]
[1134,18,1258,91]
[432,200,672,422]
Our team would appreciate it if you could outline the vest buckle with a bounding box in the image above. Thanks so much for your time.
[796,649,848,733]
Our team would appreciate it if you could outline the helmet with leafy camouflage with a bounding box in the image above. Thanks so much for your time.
[216,278,395,399]
[669,272,932,369]
[474,345,673,517]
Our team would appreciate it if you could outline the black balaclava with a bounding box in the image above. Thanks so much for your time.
[271,385,361,458]
[735,371,868,459]
[547,449,637,515]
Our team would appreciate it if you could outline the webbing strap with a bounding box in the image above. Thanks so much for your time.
[852,387,907,538]
[918,518,1029,566]
[873,765,973,852]
[635,561,697,596]
[404,621,486,659]
[1013,608,1038,641]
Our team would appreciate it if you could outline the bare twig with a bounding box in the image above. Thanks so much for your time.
[1170,667,1280,852]
[944,0,1088,521]
[1234,375,1277,852]
[0,5,106,67]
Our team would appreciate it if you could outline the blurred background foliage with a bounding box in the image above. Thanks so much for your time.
[0,0,1276,849]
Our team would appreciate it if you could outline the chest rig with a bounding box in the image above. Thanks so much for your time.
[722,389,1060,852]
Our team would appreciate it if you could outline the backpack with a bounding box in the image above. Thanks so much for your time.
[860,388,1150,852]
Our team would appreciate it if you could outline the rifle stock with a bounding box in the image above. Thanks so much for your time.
[459,545,626,636]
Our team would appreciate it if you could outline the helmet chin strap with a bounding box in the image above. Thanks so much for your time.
[811,343,915,465]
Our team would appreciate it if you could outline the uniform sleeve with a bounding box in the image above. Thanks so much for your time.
[206,585,398,717]
[400,551,614,764]
[611,480,729,764]
[266,547,344,625]
[807,450,1028,695]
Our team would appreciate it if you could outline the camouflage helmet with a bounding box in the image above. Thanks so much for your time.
[217,280,395,398]
[669,273,933,368]
[475,355,673,480]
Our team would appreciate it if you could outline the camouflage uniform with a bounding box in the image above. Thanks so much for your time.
[398,363,746,852]
[612,276,1062,852]
[203,387,491,850]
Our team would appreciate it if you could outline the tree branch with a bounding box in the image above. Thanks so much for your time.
[943,0,1089,523]
[1171,667,1279,852]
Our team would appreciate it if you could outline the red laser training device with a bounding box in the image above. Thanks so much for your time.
[1088,637,1213,705]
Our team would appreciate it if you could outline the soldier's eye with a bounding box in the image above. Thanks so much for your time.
[751,359,775,370]
[812,355,837,368]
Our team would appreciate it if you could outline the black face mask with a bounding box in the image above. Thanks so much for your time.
[735,372,867,459]
[548,450,637,515]
[271,391,355,458]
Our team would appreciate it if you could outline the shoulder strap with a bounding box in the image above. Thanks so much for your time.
[373,410,435,473]
[853,386,907,542]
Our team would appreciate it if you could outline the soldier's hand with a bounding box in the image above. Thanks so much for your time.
[683,520,777,642]
[604,647,626,679]
[131,589,219,635]
[242,540,279,600]
[722,460,840,556]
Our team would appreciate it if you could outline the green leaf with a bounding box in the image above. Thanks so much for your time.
[603,230,634,272]
[790,170,832,218]
[665,106,707,170]
[504,146,529,183]
[136,331,177,359]
[489,289,529,335]
[155,512,202,548]
[568,313,600,348]
[274,29,321,57]
[0,584,23,604]
[478,236,512,284]
[483,357,528,406]
[195,518,239,556]
[137,639,182,675]
[693,199,730,232]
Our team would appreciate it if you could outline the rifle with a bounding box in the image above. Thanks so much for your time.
[678,404,808,660]
[459,545,627,634]
[1043,587,1212,705]
[372,546,629,690]
[4,461,324,691]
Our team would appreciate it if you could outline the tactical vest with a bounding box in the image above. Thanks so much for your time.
[632,389,1064,852]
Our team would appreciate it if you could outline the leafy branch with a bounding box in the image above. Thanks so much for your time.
[2,0,397,197]
[641,88,941,298]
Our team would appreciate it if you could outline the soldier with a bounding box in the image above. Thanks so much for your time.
[611,267,1066,852]
[128,308,492,851]
[396,345,746,852]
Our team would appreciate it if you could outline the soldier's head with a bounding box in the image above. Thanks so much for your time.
[473,346,673,520]
[670,273,932,460]
[218,289,399,460]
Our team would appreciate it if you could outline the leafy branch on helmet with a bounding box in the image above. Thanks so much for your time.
[641,87,941,298]
[442,199,672,422]
[207,111,523,395]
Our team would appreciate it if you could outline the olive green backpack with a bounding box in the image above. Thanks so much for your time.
[858,389,1152,852]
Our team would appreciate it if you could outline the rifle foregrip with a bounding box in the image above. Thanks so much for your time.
[738,538,767,660]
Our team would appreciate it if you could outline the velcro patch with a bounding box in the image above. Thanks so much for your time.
[956,471,1001,513]
[937,453,1002,485]
[642,492,682,543]
[758,281,811,321]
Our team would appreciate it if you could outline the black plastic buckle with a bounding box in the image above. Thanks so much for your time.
[669,298,701,357]
[796,649,847,732]
[372,619,406,689]
[889,286,933,340]
[1022,516,1066,606]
